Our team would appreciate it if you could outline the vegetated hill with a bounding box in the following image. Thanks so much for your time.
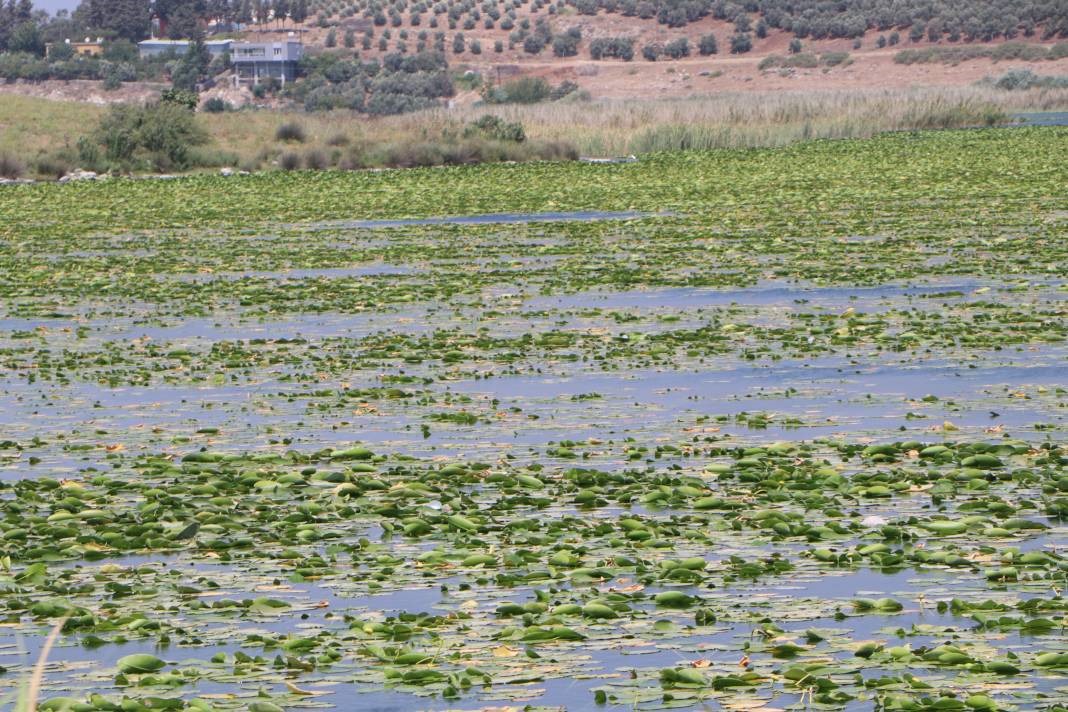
[299,0,1068,47]
[279,0,1068,70]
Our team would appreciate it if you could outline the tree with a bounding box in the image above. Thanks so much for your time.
[273,0,289,27]
[729,32,751,53]
[663,36,688,58]
[8,20,43,55]
[290,0,307,24]
[87,0,151,42]
[171,34,209,91]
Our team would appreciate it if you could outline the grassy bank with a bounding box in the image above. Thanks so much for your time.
[2,84,1068,177]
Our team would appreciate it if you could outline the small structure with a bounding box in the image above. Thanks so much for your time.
[47,37,104,57]
[231,39,302,86]
[138,38,233,59]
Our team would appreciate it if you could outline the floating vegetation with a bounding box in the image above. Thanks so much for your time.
[0,128,1065,710]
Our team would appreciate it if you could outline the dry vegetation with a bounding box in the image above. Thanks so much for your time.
[2,83,1067,177]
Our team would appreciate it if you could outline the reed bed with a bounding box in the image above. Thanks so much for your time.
[3,84,1067,175]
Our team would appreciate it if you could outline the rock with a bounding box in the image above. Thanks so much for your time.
[61,169,99,182]
[579,155,638,164]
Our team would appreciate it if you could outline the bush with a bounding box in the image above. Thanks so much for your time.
[663,37,689,59]
[730,32,752,54]
[84,101,208,172]
[279,151,301,170]
[642,43,662,61]
[483,75,551,103]
[304,149,329,169]
[161,88,199,110]
[549,79,580,100]
[465,114,526,141]
[523,34,546,54]
[789,38,802,53]
[552,32,580,57]
[820,51,851,67]
[589,36,634,61]
[202,97,232,113]
[0,152,24,179]
[33,153,70,179]
[698,34,718,55]
[276,122,307,142]
[992,69,1068,90]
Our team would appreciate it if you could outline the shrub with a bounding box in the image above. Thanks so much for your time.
[698,34,718,55]
[202,97,232,113]
[730,32,752,54]
[160,88,199,110]
[276,122,307,142]
[789,38,802,53]
[589,36,634,61]
[992,69,1068,90]
[326,133,351,146]
[0,152,24,179]
[820,51,851,67]
[552,32,580,57]
[84,101,208,172]
[33,153,70,179]
[465,114,526,141]
[523,34,546,54]
[549,79,580,100]
[279,151,301,170]
[304,149,329,169]
[325,29,337,47]
[642,43,662,61]
[663,37,689,59]
[484,75,551,103]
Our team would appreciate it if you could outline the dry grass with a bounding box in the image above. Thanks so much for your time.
[199,84,1068,159]
[15,615,68,712]
[2,85,1066,174]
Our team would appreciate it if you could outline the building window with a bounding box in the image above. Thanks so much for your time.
[274,48,281,55]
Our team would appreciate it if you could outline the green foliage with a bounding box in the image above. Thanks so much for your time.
[989,69,1068,90]
[663,37,690,58]
[202,97,233,113]
[82,101,208,172]
[730,32,752,54]
[588,36,634,60]
[275,122,307,142]
[289,51,453,115]
[698,33,718,55]
[8,20,43,56]
[0,151,24,179]
[482,75,551,104]
[552,27,581,57]
[160,88,199,110]
[464,114,526,142]
[896,41,1068,64]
